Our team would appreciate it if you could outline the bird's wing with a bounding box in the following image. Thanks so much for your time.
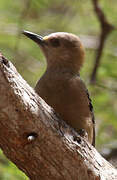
[78,76,95,146]
[85,88,95,146]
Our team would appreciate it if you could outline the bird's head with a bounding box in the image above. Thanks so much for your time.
[23,31,85,73]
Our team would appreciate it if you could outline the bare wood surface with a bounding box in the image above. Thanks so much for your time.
[0,53,117,180]
[90,0,114,83]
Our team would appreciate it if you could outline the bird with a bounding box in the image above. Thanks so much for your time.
[23,30,95,146]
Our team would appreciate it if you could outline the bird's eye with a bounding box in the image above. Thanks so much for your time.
[50,38,60,47]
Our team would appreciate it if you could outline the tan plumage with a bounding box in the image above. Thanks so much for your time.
[23,31,95,146]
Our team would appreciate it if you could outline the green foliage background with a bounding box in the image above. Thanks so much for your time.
[0,0,117,179]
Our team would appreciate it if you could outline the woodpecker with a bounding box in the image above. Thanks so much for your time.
[23,30,95,146]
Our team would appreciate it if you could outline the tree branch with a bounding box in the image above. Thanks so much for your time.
[90,0,114,84]
[0,53,117,179]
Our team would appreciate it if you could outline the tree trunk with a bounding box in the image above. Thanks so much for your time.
[0,53,117,180]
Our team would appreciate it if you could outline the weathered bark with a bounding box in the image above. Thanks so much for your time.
[0,53,117,180]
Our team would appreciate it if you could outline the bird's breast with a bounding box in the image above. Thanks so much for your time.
[35,74,94,144]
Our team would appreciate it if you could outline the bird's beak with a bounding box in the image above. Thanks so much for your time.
[22,30,44,46]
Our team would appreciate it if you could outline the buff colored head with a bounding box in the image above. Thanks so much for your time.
[23,31,85,72]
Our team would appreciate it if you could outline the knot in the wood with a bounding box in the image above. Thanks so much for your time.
[0,54,9,67]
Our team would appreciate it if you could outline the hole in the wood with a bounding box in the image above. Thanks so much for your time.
[78,129,86,137]
[27,132,38,142]
[1,56,9,67]
[73,136,82,144]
